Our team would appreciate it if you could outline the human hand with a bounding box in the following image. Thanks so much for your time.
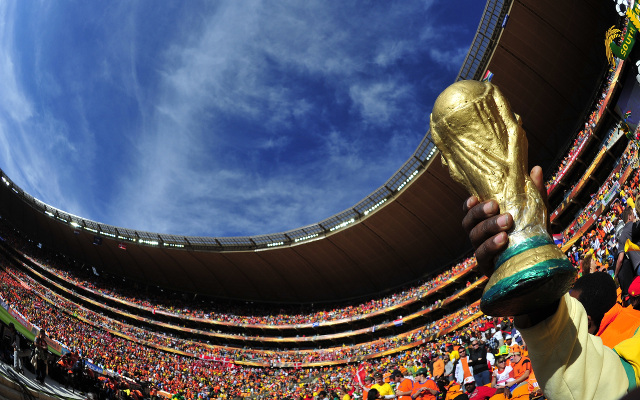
[462,166,548,278]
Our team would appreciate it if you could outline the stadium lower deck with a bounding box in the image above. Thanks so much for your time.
[0,2,637,399]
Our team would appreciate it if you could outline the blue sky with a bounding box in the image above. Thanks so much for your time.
[0,1,484,237]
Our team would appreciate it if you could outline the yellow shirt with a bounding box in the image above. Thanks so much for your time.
[519,294,631,399]
[371,382,394,396]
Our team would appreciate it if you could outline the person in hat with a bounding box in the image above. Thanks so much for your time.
[628,276,640,311]
[390,370,412,400]
[503,334,513,348]
[359,376,374,397]
[431,353,445,380]
[411,368,438,400]
[463,376,496,400]
[507,345,531,389]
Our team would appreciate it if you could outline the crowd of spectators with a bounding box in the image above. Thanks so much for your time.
[561,142,638,241]
[545,61,622,192]
[0,258,489,398]
[550,121,626,220]
[564,165,640,274]
[0,259,483,365]
[4,229,475,329]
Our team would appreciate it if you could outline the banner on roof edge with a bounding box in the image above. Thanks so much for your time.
[605,1,640,63]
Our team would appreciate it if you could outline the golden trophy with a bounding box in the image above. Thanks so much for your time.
[430,80,576,317]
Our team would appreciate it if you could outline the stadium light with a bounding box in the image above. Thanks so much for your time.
[363,199,387,216]
[329,218,355,232]
[396,170,419,191]
[294,233,319,243]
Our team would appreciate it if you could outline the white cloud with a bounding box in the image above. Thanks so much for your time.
[429,46,469,71]
[0,2,33,123]
[348,80,413,127]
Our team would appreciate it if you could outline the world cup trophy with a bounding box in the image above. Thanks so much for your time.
[430,80,576,317]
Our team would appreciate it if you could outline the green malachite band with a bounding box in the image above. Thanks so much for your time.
[495,235,554,270]
[610,22,637,60]
[614,349,637,391]
[482,258,575,306]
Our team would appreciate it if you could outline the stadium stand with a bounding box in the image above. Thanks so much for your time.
[0,0,635,399]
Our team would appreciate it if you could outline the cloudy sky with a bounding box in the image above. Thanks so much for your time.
[0,1,484,237]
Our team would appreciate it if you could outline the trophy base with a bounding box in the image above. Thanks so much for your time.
[480,235,577,317]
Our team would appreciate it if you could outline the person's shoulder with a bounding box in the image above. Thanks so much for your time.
[621,221,636,233]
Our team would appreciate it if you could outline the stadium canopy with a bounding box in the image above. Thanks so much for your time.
[0,0,617,304]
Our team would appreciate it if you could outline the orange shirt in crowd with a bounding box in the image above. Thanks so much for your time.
[412,379,438,400]
[432,358,445,378]
[597,303,640,348]
[512,357,531,380]
[397,377,414,400]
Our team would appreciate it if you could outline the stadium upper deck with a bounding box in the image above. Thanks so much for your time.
[0,0,618,304]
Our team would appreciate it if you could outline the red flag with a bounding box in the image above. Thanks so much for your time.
[355,363,366,386]
[118,243,127,250]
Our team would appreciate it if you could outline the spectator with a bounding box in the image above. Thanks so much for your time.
[8,323,22,373]
[390,369,413,400]
[34,328,48,384]
[616,206,640,300]
[569,272,618,335]
[431,353,444,380]
[454,346,473,384]
[367,388,380,400]
[507,345,531,389]
[491,354,514,388]
[468,339,490,386]
[462,376,496,400]
[411,368,439,400]
[370,372,393,398]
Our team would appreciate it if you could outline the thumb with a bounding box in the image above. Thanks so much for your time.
[530,165,551,234]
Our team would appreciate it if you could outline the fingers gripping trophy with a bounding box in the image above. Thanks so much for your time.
[430,80,576,317]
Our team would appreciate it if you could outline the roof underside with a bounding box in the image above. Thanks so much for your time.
[0,0,617,304]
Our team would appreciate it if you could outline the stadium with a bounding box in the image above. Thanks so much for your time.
[0,0,638,399]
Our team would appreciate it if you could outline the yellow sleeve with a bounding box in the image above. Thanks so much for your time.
[517,294,628,400]
[613,334,640,387]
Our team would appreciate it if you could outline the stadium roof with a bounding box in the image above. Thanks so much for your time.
[0,0,618,303]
